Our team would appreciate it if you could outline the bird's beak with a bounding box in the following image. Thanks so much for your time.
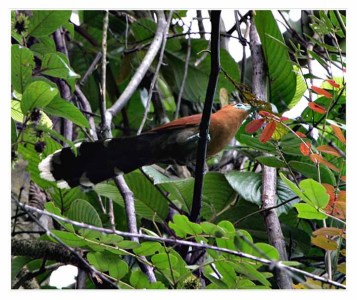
[233,103,255,112]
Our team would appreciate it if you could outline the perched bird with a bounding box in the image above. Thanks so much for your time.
[39,103,252,189]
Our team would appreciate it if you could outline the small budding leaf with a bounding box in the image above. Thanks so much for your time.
[325,79,340,89]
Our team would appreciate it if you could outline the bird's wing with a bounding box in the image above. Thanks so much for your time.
[151,113,202,132]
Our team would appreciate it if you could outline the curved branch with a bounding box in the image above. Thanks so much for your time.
[107,11,167,123]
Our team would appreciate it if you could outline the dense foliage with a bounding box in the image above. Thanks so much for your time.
[11,10,346,289]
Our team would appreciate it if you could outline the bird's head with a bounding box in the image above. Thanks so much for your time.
[231,102,256,113]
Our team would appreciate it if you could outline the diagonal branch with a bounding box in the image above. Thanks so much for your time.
[16,201,346,290]
[190,11,221,223]
[106,11,167,124]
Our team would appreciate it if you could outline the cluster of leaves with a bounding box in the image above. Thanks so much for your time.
[11,10,346,289]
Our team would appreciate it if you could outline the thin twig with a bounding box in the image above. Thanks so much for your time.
[79,52,102,86]
[137,11,173,135]
[175,20,192,119]
[15,201,346,290]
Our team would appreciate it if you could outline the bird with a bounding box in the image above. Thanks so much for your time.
[39,103,253,189]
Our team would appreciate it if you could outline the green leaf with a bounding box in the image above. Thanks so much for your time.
[226,171,298,215]
[294,203,327,220]
[11,100,24,123]
[109,259,128,280]
[289,161,336,185]
[151,253,178,270]
[49,230,87,247]
[43,96,90,128]
[41,52,80,85]
[279,173,307,203]
[255,155,285,168]
[255,11,296,111]
[11,44,35,94]
[163,39,240,103]
[44,202,75,232]
[28,11,72,38]
[288,66,307,109]
[252,243,279,260]
[21,81,58,114]
[133,242,162,256]
[66,199,103,227]
[116,240,140,249]
[169,214,202,237]
[30,37,56,59]
[214,261,237,287]
[299,179,329,209]
[124,170,169,221]
[238,134,276,153]
[232,262,271,287]
[130,269,150,288]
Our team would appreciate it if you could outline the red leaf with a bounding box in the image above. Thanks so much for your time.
[309,153,340,172]
[317,145,341,157]
[326,79,340,89]
[259,121,276,143]
[258,110,275,118]
[300,142,311,156]
[308,102,327,114]
[279,116,290,121]
[331,124,346,144]
[295,131,306,138]
[245,119,265,134]
[311,86,332,99]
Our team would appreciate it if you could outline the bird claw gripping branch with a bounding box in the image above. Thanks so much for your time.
[39,103,253,189]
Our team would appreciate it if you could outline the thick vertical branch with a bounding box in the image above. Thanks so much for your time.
[249,15,292,289]
[190,11,221,223]
[53,28,73,143]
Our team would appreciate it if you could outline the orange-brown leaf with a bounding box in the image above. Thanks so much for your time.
[245,118,265,134]
[331,124,346,144]
[300,142,311,156]
[313,227,344,237]
[295,131,307,138]
[259,121,276,143]
[308,102,327,114]
[326,79,340,89]
[317,145,341,157]
[309,153,340,172]
[311,235,338,251]
[311,86,332,99]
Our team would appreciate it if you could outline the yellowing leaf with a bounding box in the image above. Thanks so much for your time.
[311,235,338,251]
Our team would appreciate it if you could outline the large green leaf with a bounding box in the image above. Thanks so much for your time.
[11,44,35,94]
[299,179,329,209]
[43,96,90,128]
[289,161,336,185]
[255,11,296,111]
[94,171,169,222]
[41,52,80,90]
[66,199,103,227]
[28,11,72,38]
[163,39,240,102]
[21,81,58,114]
[30,37,56,59]
[225,171,298,215]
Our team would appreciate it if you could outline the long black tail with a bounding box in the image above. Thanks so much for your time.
[39,127,198,189]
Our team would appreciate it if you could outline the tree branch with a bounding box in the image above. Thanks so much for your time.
[249,14,292,289]
[15,201,346,289]
[190,11,221,223]
[106,11,167,122]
